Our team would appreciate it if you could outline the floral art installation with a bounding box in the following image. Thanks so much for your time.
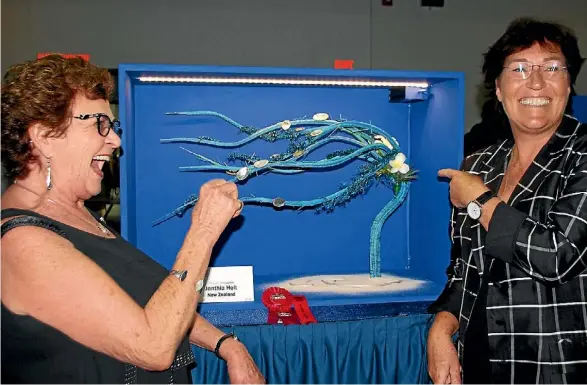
[153,110,417,278]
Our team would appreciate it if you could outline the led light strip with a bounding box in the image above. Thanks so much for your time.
[138,76,429,88]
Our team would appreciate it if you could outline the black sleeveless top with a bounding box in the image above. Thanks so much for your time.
[1,208,195,384]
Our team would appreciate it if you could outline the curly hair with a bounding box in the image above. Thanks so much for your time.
[1,54,114,180]
[482,17,585,119]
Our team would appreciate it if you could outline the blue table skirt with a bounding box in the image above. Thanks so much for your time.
[191,314,434,384]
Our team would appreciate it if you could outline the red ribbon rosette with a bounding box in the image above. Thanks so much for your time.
[262,287,317,325]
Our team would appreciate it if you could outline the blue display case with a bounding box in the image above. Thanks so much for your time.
[118,64,465,326]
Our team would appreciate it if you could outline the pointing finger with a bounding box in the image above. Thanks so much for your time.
[438,168,458,179]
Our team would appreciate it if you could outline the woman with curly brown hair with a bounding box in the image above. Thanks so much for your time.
[0,55,265,384]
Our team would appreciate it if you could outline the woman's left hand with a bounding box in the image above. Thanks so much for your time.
[438,168,490,208]
[224,344,266,384]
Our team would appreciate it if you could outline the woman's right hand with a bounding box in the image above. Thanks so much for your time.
[190,179,243,242]
[427,314,462,384]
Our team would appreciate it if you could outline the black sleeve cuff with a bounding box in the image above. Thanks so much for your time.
[485,202,527,263]
[427,282,462,321]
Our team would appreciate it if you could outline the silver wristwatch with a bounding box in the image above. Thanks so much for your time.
[466,190,495,220]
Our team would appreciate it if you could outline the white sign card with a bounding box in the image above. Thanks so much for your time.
[200,266,255,303]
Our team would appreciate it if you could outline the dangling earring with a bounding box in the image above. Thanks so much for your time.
[46,159,53,190]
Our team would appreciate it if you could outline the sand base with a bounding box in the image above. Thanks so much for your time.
[263,273,427,295]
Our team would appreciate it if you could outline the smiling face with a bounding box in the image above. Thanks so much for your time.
[47,94,121,200]
[496,42,571,137]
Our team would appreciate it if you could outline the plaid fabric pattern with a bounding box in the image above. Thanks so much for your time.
[429,115,587,383]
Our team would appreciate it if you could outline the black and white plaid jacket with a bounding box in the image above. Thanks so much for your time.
[429,115,587,383]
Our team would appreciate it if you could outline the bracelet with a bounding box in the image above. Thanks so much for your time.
[214,333,238,359]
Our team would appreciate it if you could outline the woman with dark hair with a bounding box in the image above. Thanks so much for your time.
[427,18,587,384]
[0,55,265,384]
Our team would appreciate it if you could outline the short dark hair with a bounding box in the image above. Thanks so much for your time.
[1,54,114,180]
[482,17,585,116]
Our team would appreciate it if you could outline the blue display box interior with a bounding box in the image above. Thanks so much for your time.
[118,64,465,326]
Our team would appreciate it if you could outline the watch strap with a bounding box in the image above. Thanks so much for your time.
[475,190,496,206]
[214,333,237,359]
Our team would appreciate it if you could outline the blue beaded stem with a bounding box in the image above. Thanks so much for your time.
[155,111,416,278]
[178,143,389,175]
[369,183,409,278]
[151,167,384,225]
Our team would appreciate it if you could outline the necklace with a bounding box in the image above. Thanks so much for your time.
[12,181,112,236]
[47,197,112,235]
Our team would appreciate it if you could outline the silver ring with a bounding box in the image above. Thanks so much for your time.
[238,200,244,210]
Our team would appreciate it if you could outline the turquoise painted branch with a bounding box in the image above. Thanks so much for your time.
[155,111,416,278]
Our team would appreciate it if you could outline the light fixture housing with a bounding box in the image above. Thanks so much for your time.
[137,75,429,89]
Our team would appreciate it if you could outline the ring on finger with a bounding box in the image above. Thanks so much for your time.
[238,200,244,210]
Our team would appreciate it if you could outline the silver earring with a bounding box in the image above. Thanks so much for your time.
[46,159,53,190]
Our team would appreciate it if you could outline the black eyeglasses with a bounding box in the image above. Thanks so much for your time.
[73,113,121,137]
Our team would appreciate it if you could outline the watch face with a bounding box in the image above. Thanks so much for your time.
[467,202,481,220]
